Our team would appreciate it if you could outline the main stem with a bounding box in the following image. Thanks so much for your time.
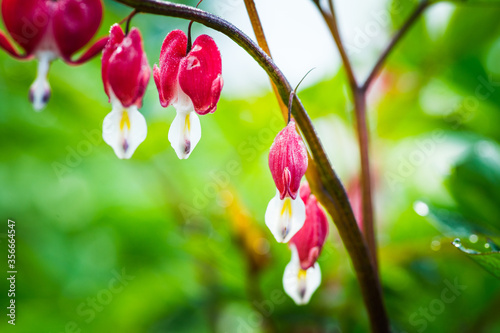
[357,1,431,267]
[314,0,432,273]
[354,89,377,270]
[113,1,388,332]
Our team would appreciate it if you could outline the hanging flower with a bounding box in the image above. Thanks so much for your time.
[265,119,308,243]
[0,0,107,110]
[283,182,329,305]
[283,245,321,306]
[153,29,223,159]
[101,24,150,159]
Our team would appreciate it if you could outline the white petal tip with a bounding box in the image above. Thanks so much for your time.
[173,140,192,159]
[29,82,50,111]
[103,106,147,160]
[30,52,55,111]
[283,247,321,305]
[265,191,306,243]
[168,111,201,160]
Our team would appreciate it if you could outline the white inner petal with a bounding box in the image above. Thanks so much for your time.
[173,82,195,114]
[30,51,56,111]
[103,104,147,159]
[265,189,306,243]
[168,110,201,159]
[283,245,322,305]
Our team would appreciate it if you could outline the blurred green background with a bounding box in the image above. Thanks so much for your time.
[1,0,500,332]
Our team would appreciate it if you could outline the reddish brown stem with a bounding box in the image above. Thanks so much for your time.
[354,90,377,271]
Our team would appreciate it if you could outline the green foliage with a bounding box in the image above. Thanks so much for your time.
[0,0,500,332]
[446,146,500,234]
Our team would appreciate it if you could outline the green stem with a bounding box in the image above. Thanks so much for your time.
[353,89,378,271]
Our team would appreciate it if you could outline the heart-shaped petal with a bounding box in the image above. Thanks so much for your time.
[178,34,223,115]
[52,0,103,60]
[290,192,329,270]
[103,26,150,108]
[1,0,51,55]
[154,30,187,108]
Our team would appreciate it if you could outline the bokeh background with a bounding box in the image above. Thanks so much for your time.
[1,0,500,332]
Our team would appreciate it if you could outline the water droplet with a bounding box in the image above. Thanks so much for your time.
[413,201,429,216]
[186,56,201,70]
[452,238,462,248]
[469,234,478,243]
[122,38,132,48]
[485,243,491,249]
[191,45,202,52]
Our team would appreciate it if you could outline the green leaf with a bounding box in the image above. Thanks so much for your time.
[446,143,500,234]
[425,204,494,237]
[453,237,500,279]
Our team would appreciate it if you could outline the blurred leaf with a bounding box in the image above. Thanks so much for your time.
[426,204,494,237]
[446,143,500,234]
[452,237,500,279]
[440,6,500,59]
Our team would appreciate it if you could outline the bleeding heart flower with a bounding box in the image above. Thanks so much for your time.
[265,120,308,243]
[101,24,150,159]
[284,182,329,305]
[153,30,223,159]
[0,0,107,110]
[291,183,329,270]
[283,244,321,306]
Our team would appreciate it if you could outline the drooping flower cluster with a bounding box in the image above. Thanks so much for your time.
[1,1,327,307]
[0,0,107,110]
[101,24,150,159]
[99,25,223,160]
[154,30,223,159]
[0,2,224,160]
[265,118,329,305]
